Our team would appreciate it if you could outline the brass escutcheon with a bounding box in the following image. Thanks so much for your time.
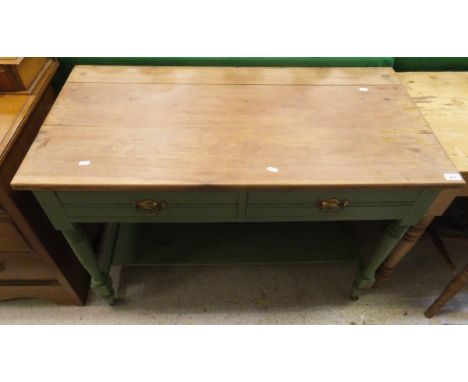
[316,198,349,214]
[134,199,168,214]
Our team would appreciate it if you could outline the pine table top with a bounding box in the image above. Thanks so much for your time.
[11,66,464,191]
[398,72,468,177]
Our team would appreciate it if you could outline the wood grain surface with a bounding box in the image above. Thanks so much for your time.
[12,66,463,190]
[398,72,468,176]
[0,58,23,65]
[67,66,400,85]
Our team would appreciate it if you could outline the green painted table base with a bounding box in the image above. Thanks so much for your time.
[112,222,360,266]
[62,224,115,305]
[32,189,434,305]
[63,221,407,304]
[349,221,408,300]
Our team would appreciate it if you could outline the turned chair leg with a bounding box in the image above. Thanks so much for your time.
[374,216,434,287]
[425,263,468,318]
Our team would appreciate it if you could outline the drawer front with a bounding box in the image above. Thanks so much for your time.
[0,221,31,252]
[246,189,423,220]
[57,191,239,220]
[0,253,54,281]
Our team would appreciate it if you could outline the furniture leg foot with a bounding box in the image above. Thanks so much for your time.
[351,221,408,298]
[424,264,468,318]
[91,273,116,305]
[62,224,115,304]
[349,270,375,300]
[374,216,433,287]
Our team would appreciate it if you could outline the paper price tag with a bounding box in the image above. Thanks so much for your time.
[444,173,463,181]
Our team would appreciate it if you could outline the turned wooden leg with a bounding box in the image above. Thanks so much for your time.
[425,263,468,318]
[61,223,115,305]
[350,221,408,300]
[374,216,434,287]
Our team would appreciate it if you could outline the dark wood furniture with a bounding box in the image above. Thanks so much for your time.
[0,58,89,305]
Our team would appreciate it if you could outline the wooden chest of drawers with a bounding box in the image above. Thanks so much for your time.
[0,58,89,305]
[0,57,50,93]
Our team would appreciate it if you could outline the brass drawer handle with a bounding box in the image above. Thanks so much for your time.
[134,200,168,214]
[316,198,349,214]
[0,263,5,272]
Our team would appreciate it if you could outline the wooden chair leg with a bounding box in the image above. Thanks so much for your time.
[374,216,434,287]
[425,263,468,318]
[428,225,457,275]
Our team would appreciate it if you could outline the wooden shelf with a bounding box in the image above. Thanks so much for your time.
[112,222,360,266]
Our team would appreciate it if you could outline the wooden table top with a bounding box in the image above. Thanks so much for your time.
[11,66,464,191]
[398,72,468,177]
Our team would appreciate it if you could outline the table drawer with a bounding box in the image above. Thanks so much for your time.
[0,221,31,252]
[57,191,239,220]
[0,253,54,281]
[246,189,423,220]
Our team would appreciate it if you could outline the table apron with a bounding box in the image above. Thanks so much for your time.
[33,189,441,230]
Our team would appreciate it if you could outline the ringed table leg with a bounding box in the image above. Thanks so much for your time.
[61,223,115,305]
[425,263,468,318]
[350,221,408,300]
[374,216,434,287]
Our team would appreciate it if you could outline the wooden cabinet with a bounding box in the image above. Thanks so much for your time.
[0,57,49,92]
[0,253,54,281]
[0,219,31,252]
[0,58,89,305]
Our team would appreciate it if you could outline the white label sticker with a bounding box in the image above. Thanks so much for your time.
[359,87,369,92]
[444,173,463,181]
[78,160,91,166]
[266,166,279,173]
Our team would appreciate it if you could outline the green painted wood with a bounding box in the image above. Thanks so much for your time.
[59,57,395,67]
[246,205,413,221]
[349,220,408,300]
[57,189,430,223]
[63,206,411,222]
[394,57,468,72]
[34,187,437,303]
[112,222,360,266]
[64,206,239,219]
[33,191,73,230]
[247,189,422,204]
[237,191,248,218]
[60,215,418,224]
[97,223,119,274]
[401,189,440,225]
[62,223,115,304]
[57,191,238,204]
